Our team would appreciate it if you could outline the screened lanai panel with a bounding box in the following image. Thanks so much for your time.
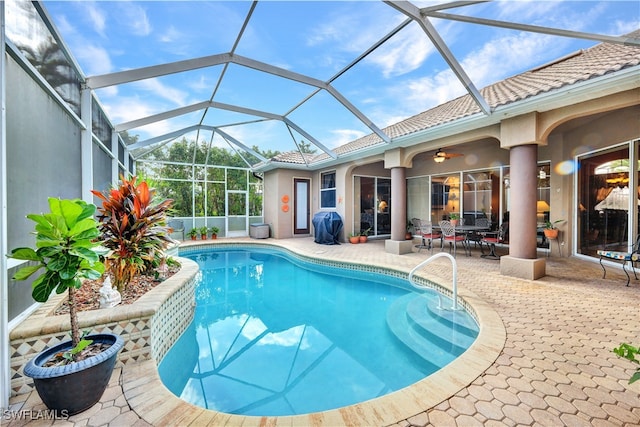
[235,1,400,80]
[286,90,372,150]
[92,98,112,146]
[5,53,84,323]
[209,63,318,115]
[93,143,113,195]
[5,0,82,115]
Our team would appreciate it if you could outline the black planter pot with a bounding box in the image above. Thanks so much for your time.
[23,333,124,415]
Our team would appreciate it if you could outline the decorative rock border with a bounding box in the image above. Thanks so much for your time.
[9,257,199,397]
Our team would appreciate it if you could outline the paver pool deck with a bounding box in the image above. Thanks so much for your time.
[7,237,640,426]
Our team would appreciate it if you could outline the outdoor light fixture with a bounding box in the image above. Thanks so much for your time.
[433,155,445,163]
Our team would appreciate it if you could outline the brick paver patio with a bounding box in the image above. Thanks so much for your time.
[7,237,640,426]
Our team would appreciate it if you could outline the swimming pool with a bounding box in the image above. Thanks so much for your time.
[159,246,479,416]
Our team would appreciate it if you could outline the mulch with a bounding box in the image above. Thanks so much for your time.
[54,267,179,315]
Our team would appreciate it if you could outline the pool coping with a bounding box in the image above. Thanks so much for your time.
[125,240,506,426]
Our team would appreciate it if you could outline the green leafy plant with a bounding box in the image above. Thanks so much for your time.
[545,219,563,229]
[209,226,220,235]
[91,176,173,292]
[188,228,198,239]
[360,227,371,236]
[8,198,105,352]
[449,212,460,220]
[199,226,208,236]
[613,343,640,384]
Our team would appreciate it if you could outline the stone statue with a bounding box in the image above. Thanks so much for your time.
[99,276,121,308]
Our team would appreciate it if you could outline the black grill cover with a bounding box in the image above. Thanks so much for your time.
[312,212,343,245]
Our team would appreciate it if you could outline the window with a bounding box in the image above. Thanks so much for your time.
[320,171,336,209]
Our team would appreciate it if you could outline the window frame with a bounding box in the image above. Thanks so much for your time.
[320,170,337,209]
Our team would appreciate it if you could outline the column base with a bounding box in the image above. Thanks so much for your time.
[500,255,546,280]
[385,239,414,255]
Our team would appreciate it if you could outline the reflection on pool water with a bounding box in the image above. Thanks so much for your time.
[159,247,478,416]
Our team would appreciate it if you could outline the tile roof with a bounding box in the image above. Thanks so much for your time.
[270,32,640,166]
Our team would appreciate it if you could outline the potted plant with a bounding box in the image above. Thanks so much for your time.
[8,198,124,415]
[405,221,414,240]
[188,228,198,240]
[199,226,208,240]
[359,228,371,243]
[544,219,563,239]
[209,226,220,239]
[348,233,360,244]
[449,213,460,227]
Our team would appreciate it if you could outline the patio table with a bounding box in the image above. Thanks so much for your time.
[432,224,491,256]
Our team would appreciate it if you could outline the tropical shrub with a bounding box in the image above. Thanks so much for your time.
[91,176,173,292]
[9,198,105,350]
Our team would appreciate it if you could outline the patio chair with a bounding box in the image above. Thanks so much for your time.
[467,217,491,250]
[412,218,441,253]
[596,234,640,286]
[480,223,508,259]
[167,219,185,240]
[439,220,467,257]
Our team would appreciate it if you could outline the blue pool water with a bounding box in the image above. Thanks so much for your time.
[159,247,479,416]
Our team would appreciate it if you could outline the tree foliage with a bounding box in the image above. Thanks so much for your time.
[136,138,274,218]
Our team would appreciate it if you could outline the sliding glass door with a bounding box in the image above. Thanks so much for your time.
[577,143,638,257]
[354,176,391,237]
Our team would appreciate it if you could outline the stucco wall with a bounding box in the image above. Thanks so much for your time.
[263,169,313,239]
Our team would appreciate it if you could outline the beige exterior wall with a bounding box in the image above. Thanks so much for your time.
[264,89,640,259]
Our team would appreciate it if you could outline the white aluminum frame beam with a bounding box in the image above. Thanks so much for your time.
[0,0,10,409]
[87,53,389,146]
[129,124,268,162]
[120,100,337,158]
[385,1,491,115]
[426,10,640,47]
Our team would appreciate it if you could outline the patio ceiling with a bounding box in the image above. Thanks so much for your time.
[44,1,640,168]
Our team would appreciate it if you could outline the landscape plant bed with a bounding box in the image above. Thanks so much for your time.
[54,267,179,315]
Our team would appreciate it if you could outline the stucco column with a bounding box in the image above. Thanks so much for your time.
[390,166,406,241]
[500,144,546,279]
[509,144,538,258]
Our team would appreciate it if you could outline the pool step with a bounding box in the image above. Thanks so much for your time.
[386,293,478,365]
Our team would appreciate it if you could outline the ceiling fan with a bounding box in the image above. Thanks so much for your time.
[433,148,464,163]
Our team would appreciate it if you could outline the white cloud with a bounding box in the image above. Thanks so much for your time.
[158,25,183,44]
[75,44,113,76]
[134,78,190,106]
[367,24,435,78]
[328,129,367,149]
[86,3,107,38]
[611,19,640,36]
[117,2,152,37]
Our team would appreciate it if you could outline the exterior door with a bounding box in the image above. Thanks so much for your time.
[226,190,247,237]
[294,178,310,234]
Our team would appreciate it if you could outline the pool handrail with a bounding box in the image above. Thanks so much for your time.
[408,252,460,311]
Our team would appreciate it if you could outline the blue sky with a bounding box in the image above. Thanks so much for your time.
[42,1,640,155]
